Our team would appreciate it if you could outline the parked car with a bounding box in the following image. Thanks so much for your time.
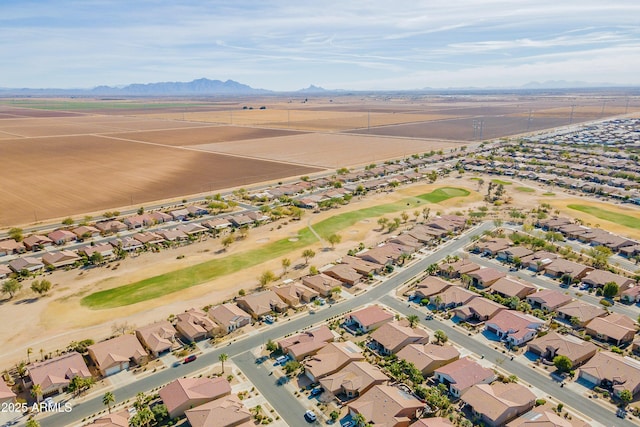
[304,410,317,422]
[310,387,323,396]
[183,354,197,364]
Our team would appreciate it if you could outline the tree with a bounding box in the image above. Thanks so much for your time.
[265,339,278,352]
[327,233,342,249]
[89,252,104,265]
[422,207,431,222]
[103,391,115,413]
[283,360,301,375]
[309,265,319,275]
[219,353,228,373]
[302,249,316,265]
[8,227,23,242]
[26,418,40,427]
[152,403,168,420]
[407,314,419,328]
[31,279,52,296]
[221,235,234,250]
[434,330,448,345]
[619,389,633,406]
[603,281,619,298]
[2,279,22,299]
[258,270,276,289]
[130,407,155,427]
[377,217,389,230]
[31,383,42,403]
[62,217,74,226]
[352,413,367,427]
[330,286,342,300]
[137,207,145,215]
[281,258,291,276]
[553,355,573,373]
[401,212,409,223]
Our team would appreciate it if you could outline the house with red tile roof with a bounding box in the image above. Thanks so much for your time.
[88,334,148,376]
[302,273,342,297]
[135,321,177,357]
[461,382,536,427]
[47,229,77,245]
[273,282,319,306]
[579,351,640,398]
[319,361,389,399]
[485,310,545,346]
[527,332,597,368]
[453,297,505,322]
[357,242,413,265]
[132,231,165,245]
[0,265,10,280]
[410,418,454,427]
[185,394,253,427]
[585,313,637,345]
[412,276,454,301]
[348,385,424,427]
[0,239,25,256]
[526,289,572,312]
[622,286,640,303]
[160,377,231,418]
[397,343,460,375]
[555,301,606,327]
[27,353,92,396]
[208,303,252,334]
[370,321,430,355]
[581,269,635,294]
[506,402,590,427]
[434,357,495,397]
[87,409,129,427]
[324,264,363,286]
[543,259,592,281]
[23,234,53,251]
[346,305,394,333]
[175,308,218,342]
[278,325,336,360]
[95,220,127,234]
[468,268,506,289]
[72,226,100,239]
[497,246,534,263]
[430,287,477,310]
[521,251,559,271]
[236,290,288,319]
[340,255,382,275]
[473,238,512,256]
[438,259,480,279]
[304,341,365,382]
[489,277,537,299]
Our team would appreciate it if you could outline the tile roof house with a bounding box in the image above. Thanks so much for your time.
[208,303,252,334]
[453,297,505,322]
[526,331,597,368]
[324,264,363,286]
[348,385,424,427]
[581,269,635,294]
[0,265,10,280]
[410,418,454,427]
[304,341,365,382]
[184,394,253,427]
[340,255,383,275]
[88,334,148,377]
[236,290,288,319]
[9,256,44,273]
[42,250,80,269]
[506,403,590,427]
[585,313,637,345]
[579,351,640,398]
[429,287,477,310]
[489,277,537,299]
[319,361,389,399]
[135,321,177,357]
[278,325,336,360]
[201,218,232,231]
[157,229,188,241]
[412,276,454,300]
[87,409,130,427]
[370,321,430,355]
[555,301,607,327]
[521,251,559,271]
[434,357,495,397]
[159,377,232,418]
[27,353,92,396]
[485,310,545,346]
[543,259,593,280]
[437,259,480,279]
[622,285,640,304]
[461,382,536,427]
[0,239,25,256]
[78,244,114,259]
[175,308,218,342]
[357,242,413,265]
[22,234,53,251]
[526,289,572,311]
[468,268,507,289]
[273,282,319,306]
[47,229,77,245]
[72,226,100,239]
[346,305,394,333]
[497,246,534,262]
[132,231,165,245]
[95,220,127,234]
[302,273,342,297]
[474,238,512,256]
[397,343,460,375]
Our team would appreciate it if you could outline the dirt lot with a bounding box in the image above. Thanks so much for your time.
[194,132,464,168]
[0,135,321,226]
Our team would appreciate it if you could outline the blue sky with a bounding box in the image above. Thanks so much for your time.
[1,1,639,90]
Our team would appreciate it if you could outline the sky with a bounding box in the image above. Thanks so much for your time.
[1,0,640,91]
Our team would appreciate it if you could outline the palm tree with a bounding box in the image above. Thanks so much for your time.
[25,418,40,427]
[353,413,367,427]
[219,353,228,373]
[406,314,419,328]
[31,383,42,403]
[27,348,33,364]
[103,391,115,413]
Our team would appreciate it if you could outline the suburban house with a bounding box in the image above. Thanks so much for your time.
[27,353,92,396]
[319,361,389,400]
[348,385,424,427]
[72,226,100,239]
[357,242,412,265]
[135,321,177,357]
[622,286,640,303]
[132,231,165,246]
[273,282,319,306]
[429,287,477,310]
[229,214,253,227]
[176,223,208,236]
[9,256,44,273]
[579,351,640,398]
[159,377,231,418]
[473,238,512,256]
[277,325,336,361]
[109,236,144,252]
[201,218,232,231]
[438,259,480,279]
[581,269,635,294]
[301,274,342,297]
[47,229,77,245]
[22,235,53,251]
[461,382,536,427]
[555,301,606,327]
[520,251,559,271]
[208,303,252,335]
[184,394,253,427]
[0,265,10,280]
[506,402,590,427]
[453,297,505,322]
[77,244,114,259]
[42,250,80,269]
[526,331,597,368]
[396,343,460,375]
[543,259,593,281]
[340,255,382,275]
[186,205,209,217]
[169,207,190,221]
[468,268,507,289]
[434,357,495,397]
[0,239,25,256]
[124,214,153,229]
[87,410,129,427]
[410,418,454,427]
[412,276,454,301]
[157,229,188,242]
[175,308,218,342]
[88,334,148,376]
[489,277,537,299]
[324,264,363,286]
[346,305,394,333]
[484,310,545,346]
[95,220,127,234]
[526,289,572,312]
[585,313,637,345]
[304,341,365,382]
[497,246,534,262]
[0,380,15,404]
[370,321,430,355]
[236,290,288,319]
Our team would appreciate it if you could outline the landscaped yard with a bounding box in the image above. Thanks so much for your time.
[81,187,469,309]
[567,204,640,230]
[515,187,535,193]
[491,179,512,185]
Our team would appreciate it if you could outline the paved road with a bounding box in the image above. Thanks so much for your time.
[380,296,635,427]
[41,222,493,427]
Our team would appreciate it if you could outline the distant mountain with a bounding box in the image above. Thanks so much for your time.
[297,84,327,93]
[520,80,617,89]
[92,78,270,95]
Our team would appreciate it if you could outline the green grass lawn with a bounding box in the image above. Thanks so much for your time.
[567,204,640,230]
[515,187,535,193]
[491,179,512,185]
[81,187,469,309]
[542,192,556,196]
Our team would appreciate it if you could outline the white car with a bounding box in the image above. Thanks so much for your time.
[304,410,317,422]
